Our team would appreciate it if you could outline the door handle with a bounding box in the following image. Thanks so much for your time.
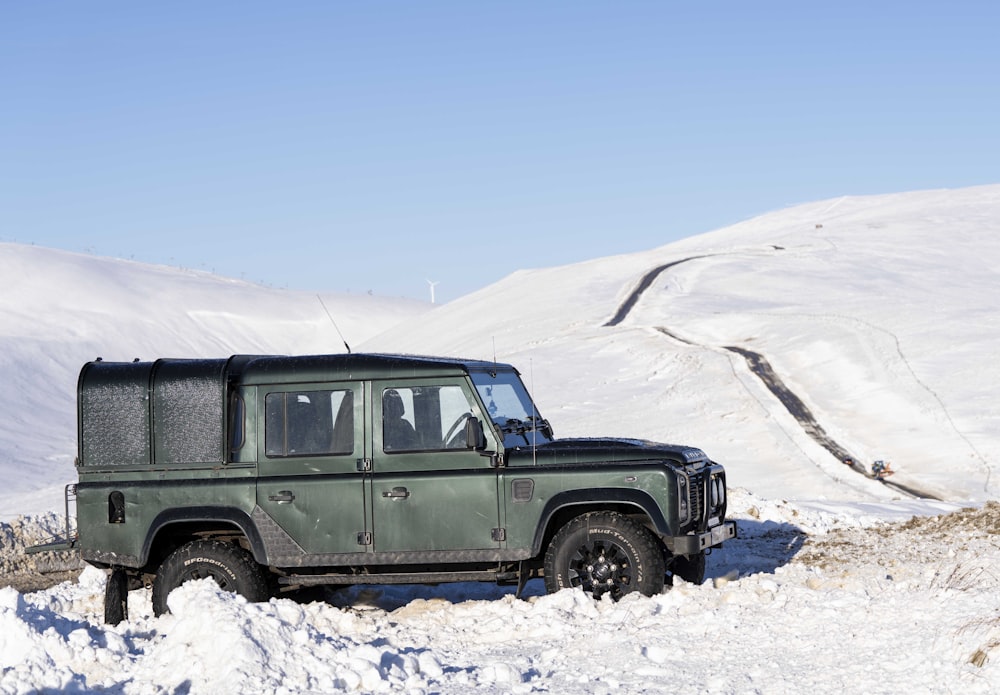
[382,487,410,500]
[268,490,295,503]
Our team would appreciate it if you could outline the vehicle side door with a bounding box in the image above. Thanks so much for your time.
[255,381,368,555]
[370,378,501,555]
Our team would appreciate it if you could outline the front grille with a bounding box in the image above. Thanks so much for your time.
[687,471,705,526]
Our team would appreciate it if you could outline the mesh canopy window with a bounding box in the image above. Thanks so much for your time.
[79,362,152,467]
[78,359,228,467]
[152,360,227,465]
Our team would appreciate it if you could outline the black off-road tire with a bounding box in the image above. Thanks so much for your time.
[151,539,270,616]
[670,551,706,585]
[104,568,128,625]
[543,511,665,600]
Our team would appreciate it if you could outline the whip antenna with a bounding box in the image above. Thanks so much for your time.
[530,357,538,462]
[317,294,351,353]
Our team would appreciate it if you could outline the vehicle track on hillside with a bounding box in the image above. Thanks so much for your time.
[607,258,938,500]
[603,256,712,328]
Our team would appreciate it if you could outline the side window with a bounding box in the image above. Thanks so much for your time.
[382,385,475,453]
[438,386,474,448]
[265,389,354,457]
[228,392,246,458]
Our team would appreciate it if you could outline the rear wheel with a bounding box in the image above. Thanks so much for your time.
[543,511,665,600]
[151,539,270,616]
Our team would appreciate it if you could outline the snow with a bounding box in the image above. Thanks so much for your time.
[2,184,1000,693]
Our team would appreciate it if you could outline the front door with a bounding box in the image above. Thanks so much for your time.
[370,378,501,553]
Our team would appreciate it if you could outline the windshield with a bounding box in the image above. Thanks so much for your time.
[470,369,554,448]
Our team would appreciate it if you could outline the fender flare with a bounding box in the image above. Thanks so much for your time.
[530,488,671,556]
[140,506,268,567]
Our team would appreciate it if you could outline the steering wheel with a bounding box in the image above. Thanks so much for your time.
[443,412,473,448]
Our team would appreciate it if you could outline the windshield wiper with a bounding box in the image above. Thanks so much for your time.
[497,416,553,438]
[525,415,554,438]
[498,417,526,434]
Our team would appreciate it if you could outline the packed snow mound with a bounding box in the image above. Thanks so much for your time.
[0,243,430,517]
[3,493,1000,693]
[362,185,1000,503]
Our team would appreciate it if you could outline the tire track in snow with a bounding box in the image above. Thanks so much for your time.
[603,256,711,327]
[721,345,855,464]
[723,345,937,500]
[605,258,938,500]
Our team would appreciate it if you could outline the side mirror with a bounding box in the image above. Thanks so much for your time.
[465,416,487,450]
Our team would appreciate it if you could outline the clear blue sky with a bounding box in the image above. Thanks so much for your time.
[2,2,998,302]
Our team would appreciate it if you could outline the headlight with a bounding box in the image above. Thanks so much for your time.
[711,475,725,509]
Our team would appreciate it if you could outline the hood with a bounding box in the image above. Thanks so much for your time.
[504,437,708,467]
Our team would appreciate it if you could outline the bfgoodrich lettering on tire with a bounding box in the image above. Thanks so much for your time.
[151,539,270,616]
[543,511,665,600]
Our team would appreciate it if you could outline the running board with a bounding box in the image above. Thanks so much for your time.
[278,569,517,587]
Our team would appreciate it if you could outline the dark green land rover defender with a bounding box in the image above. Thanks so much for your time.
[34,353,736,623]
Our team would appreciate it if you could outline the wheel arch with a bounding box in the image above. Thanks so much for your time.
[530,488,670,557]
[140,506,268,571]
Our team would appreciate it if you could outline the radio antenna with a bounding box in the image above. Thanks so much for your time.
[317,294,351,353]
[530,357,538,461]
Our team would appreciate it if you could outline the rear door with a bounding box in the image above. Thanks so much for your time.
[255,381,368,555]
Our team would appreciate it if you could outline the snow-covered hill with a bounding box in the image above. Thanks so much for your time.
[6,186,997,512]
[362,184,1000,503]
[2,185,1000,693]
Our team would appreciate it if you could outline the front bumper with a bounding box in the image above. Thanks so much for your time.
[667,520,737,555]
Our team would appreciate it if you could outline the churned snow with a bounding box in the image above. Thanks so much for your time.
[5,493,1000,694]
[2,184,999,693]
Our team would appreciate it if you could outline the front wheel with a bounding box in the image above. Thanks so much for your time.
[151,539,270,616]
[543,511,665,600]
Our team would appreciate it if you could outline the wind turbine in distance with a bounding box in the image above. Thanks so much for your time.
[426,279,439,304]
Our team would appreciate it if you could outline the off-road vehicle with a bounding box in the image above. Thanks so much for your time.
[32,353,736,623]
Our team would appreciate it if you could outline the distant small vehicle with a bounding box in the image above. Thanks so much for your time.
[30,353,737,624]
[871,460,894,479]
